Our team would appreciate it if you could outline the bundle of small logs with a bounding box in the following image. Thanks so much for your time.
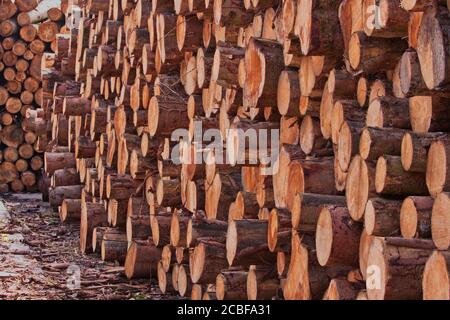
[0,0,65,193]
[40,0,450,300]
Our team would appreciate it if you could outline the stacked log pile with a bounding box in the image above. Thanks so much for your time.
[40,0,450,300]
[0,0,65,192]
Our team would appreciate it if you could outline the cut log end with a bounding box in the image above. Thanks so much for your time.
[357,77,368,107]
[426,141,447,197]
[277,70,294,116]
[215,274,226,300]
[364,200,376,236]
[401,133,413,171]
[157,261,169,293]
[177,265,189,297]
[348,33,361,70]
[225,220,237,266]
[366,99,383,128]
[422,251,450,300]
[400,197,418,239]
[375,156,387,194]
[315,207,333,267]
[346,155,370,221]
[267,208,278,252]
[190,242,205,283]
[359,128,371,160]
[431,193,450,250]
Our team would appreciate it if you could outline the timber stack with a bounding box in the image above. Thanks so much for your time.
[39,0,450,300]
[0,0,65,193]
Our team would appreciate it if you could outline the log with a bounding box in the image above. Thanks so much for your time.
[186,215,228,247]
[150,212,172,247]
[212,42,245,88]
[399,50,428,96]
[156,178,181,207]
[363,0,409,38]
[364,197,403,237]
[246,265,279,300]
[359,228,374,280]
[170,209,192,247]
[422,250,450,300]
[401,132,450,173]
[430,192,450,250]
[416,6,450,90]
[60,199,82,222]
[300,115,329,155]
[375,155,428,196]
[147,95,189,137]
[243,38,284,108]
[294,0,343,57]
[330,99,364,144]
[190,239,228,284]
[80,201,108,254]
[49,185,82,208]
[336,121,364,172]
[92,227,107,253]
[226,219,274,267]
[409,95,450,133]
[106,173,140,200]
[323,279,363,300]
[44,152,76,175]
[51,168,80,187]
[291,193,347,231]
[101,231,128,263]
[126,214,151,244]
[400,196,433,239]
[1,124,24,148]
[124,240,160,279]
[177,264,192,297]
[426,140,450,197]
[157,260,175,294]
[316,205,362,267]
[359,127,405,161]
[348,31,407,73]
[345,155,376,221]
[366,237,436,300]
[205,173,241,221]
[366,96,410,129]
[215,269,248,300]
[267,208,291,252]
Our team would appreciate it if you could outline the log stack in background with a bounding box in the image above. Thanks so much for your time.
[0,0,65,193]
[39,0,450,300]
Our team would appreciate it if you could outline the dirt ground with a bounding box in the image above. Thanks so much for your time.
[0,193,173,300]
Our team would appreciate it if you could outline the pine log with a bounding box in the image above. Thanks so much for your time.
[366,237,436,300]
[430,192,450,250]
[124,240,160,279]
[80,201,108,254]
[190,239,228,284]
[400,196,433,239]
[422,250,450,300]
[316,205,362,267]
[375,155,428,196]
[364,197,403,237]
[226,219,274,267]
[401,132,450,173]
[345,155,376,221]
[215,269,248,300]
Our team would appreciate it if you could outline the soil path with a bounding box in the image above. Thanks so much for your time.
[0,193,171,300]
